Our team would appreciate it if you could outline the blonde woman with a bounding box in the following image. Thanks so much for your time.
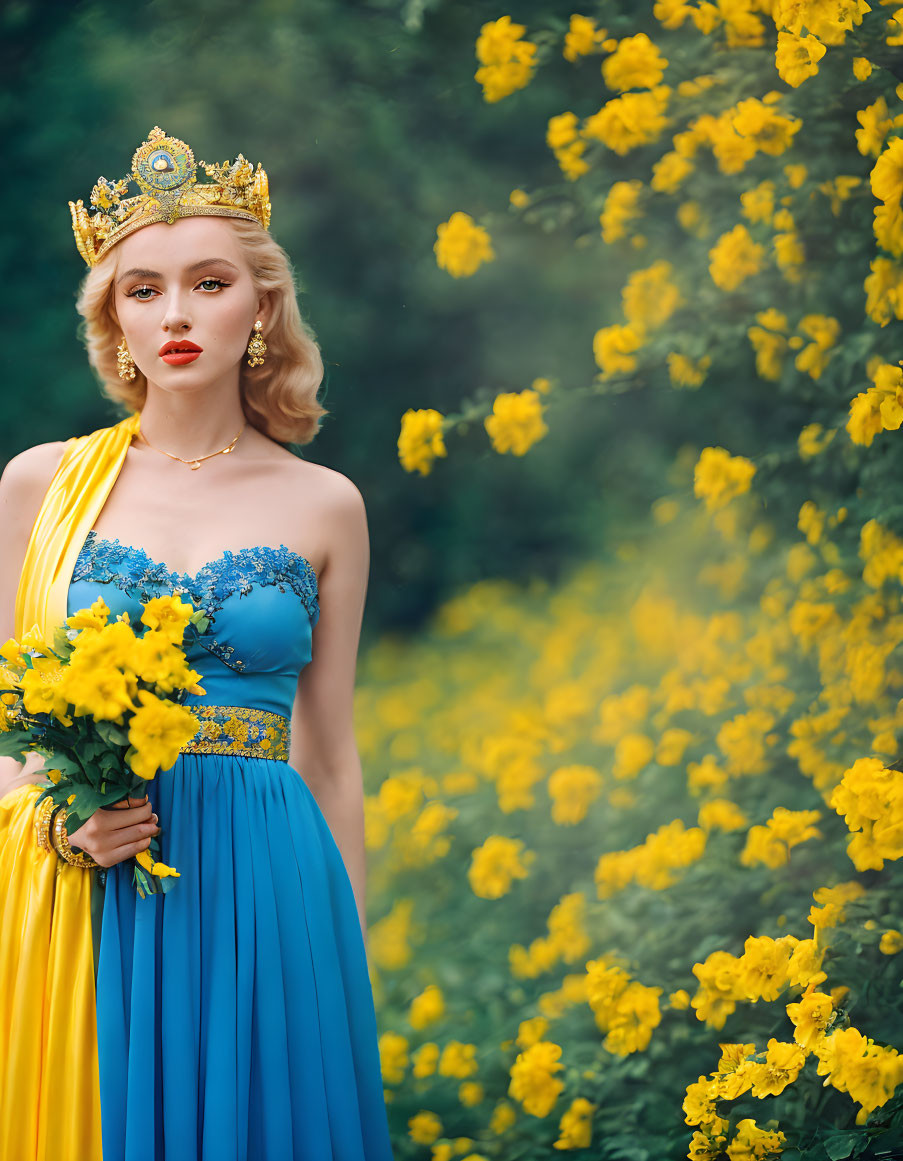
[0,128,394,1159]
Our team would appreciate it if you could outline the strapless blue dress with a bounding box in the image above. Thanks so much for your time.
[68,530,394,1161]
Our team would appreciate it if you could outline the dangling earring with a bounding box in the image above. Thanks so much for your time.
[246,319,267,367]
[117,337,136,381]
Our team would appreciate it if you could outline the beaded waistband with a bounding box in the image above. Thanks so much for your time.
[180,704,291,761]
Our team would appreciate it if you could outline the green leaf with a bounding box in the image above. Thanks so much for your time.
[95,720,129,748]
[824,1132,865,1160]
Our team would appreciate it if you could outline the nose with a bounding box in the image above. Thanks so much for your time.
[161,297,192,332]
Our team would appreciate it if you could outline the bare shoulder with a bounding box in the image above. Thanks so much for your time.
[0,440,70,515]
[283,456,366,518]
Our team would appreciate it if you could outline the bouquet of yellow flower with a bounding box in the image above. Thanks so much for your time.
[0,592,209,898]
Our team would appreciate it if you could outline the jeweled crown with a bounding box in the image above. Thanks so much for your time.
[69,126,272,267]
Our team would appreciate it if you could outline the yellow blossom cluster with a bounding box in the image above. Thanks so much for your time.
[397,408,447,475]
[433,211,495,279]
[468,834,535,899]
[507,1039,565,1116]
[742,308,840,380]
[484,389,549,456]
[599,179,644,243]
[562,14,607,63]
[691,933,825,1029]
[847,361,903,445]
[693,447,756,512]
[595,818,706,896]
[740,806,822,868]
[830,755,903,869]
[474,16,538,103]
[6,594,202,780]
[592,260,685,379]
[510,892,592,979]
[585,957,663,1055]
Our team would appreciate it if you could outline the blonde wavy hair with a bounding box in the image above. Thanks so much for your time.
[74,216,328,445]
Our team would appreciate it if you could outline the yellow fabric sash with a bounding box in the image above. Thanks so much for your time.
[0,410,140,1161]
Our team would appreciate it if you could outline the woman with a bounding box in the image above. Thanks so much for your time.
[0,127,395,1160]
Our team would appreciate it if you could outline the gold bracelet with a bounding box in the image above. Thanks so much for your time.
[34,795,61,853]
[51,806,99,869]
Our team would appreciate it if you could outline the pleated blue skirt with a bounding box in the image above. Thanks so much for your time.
[94,751,395,1161]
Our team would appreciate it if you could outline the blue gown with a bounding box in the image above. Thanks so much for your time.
[68,529,395,1161]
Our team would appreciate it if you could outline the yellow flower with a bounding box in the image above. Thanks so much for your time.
[438,1040,478,1078]
[398,408,447,476]
[731,97,802,155]
[408,1109,442,1145]
[135,847,181,879]
[726,1118,786,1160]
[378,1031,409,1084]
[622,260,684,331]
[484,389,548,455]
[774,29,826,87]
[554,1095,596,1149]
[411,1041,438,1079]
[880,929,903,954]
[61,657,136,723]
[20,656,72,722]
[563,14,606,62]
[602,33,668,92]
[547,111,579,149]
[582,86,672,155]
[709,224,766,291]
[131,630,202,695]
[651,150,693,193]
[140,593,195,642]
[798,422,836,460]
[871,137,903,206]
[663,350,705,387]
[694,447,756,512]
[857,97,896,158]
[747,1038,806,1096]
[654,0,693,30]
[66,595,111,632]
[434,212,495,277]
[787,988,835,1051]
[548,764,604,824]
[468,835,533,898]
[458,1081,484,1107]
[698,798,747,833]
[409,984,445,1029]
[508,1040,564,1117]
[600,180,644,243]
[127,689,200,780]
[593,324,643,377]
[475,16,538,103]
[740,180,775,225]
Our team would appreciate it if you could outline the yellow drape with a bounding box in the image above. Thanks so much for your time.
[0,411,140,1161]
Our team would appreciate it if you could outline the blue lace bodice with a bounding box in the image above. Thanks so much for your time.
[67,530,319,718]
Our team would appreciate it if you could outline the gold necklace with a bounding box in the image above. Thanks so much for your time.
[137,421,247,470]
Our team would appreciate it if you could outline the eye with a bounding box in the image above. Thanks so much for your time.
[124,278,230,301]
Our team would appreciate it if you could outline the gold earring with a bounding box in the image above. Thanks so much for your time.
[117,337,136,381]
[246,319,267,367]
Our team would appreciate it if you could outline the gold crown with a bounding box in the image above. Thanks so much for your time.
[69,126,271,267]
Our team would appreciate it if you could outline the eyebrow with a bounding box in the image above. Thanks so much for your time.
[117,257,241,284]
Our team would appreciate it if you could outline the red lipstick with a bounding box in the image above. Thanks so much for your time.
[159,339,203,365]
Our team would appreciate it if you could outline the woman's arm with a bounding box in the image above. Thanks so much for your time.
[288,471,371,943]
[0,441,69,799]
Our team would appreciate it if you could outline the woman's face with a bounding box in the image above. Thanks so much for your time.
[112,215,268,393]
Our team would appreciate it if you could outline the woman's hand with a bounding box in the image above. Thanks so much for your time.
[67,794,161,869]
